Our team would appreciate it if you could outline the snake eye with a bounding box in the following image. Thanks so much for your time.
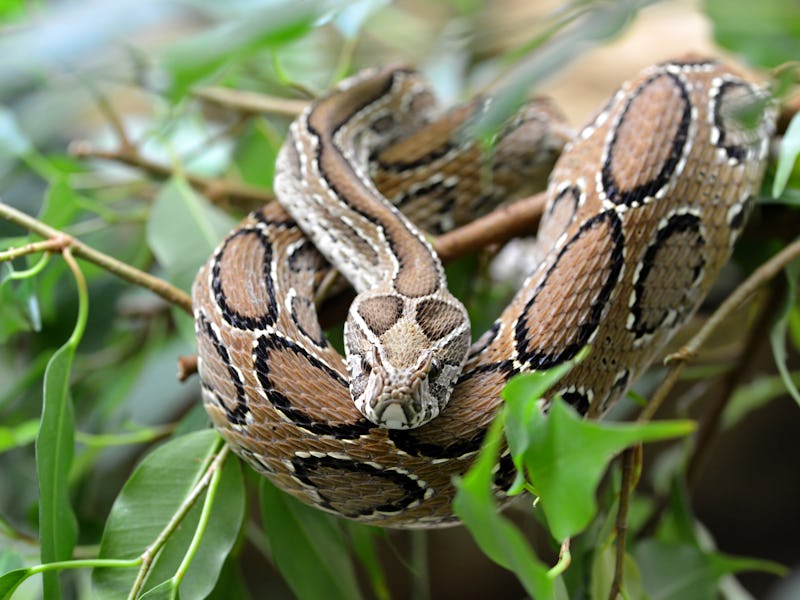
[428,358,442,381]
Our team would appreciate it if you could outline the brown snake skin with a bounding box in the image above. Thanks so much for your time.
[192,58,775,527]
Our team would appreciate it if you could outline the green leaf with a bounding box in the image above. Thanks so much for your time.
[36,341,79,599]
[0,551,23,575]
[93,430,244,599]
[471,0,658,143]
[0,567,29,600]
[346,524,389,600]
[773,112,800,198]
[636,540,785,600]
[161,3,318,100]
[259,479,362,600]
[146,177,236,292]
[703,0,800,68]
[234,119,280,189]
[590,544,645,600]
[657,477,699,546]
[502,363,575,462]
[156,453,244,599]
[0,418,38,452]
[206,558,250,600]
[511,398,694,541]
[770,261,800,406]
[454,416,558,599]
[723,370,800,428]
[139,579,177,600]
[0,264,39,341]
[39,178,82,229]
[0,0,25,22]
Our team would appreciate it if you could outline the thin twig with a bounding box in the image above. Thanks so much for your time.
[638,237,800,423]
[81,78,134,154]
[177,355,198,381]
[686,283,785,486]
[609,445,640,600]
[0,200,193,315]
[636,283,786,540]
[434,192,547,262]
[68,141,273,211]
[0,237,69,262]
[193,86,309,117]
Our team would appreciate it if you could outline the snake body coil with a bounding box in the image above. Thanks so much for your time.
[193,58,774,527]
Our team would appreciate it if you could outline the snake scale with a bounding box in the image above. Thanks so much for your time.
[192,57,775,527]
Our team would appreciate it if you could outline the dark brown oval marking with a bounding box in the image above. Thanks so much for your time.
[712,79,765,164]
[212,228,277,331]
[602,71,691,206]
[290,455,427,517]
[287,240,327,273]
[547,185,581,219]
[559,389,591,416]
[197,313,249,425]
[291,295,327,348]
[630,212,705,337]
[416,298,465,341]
[514,210,624,369]
[357,294,404,336]
[253,334,373,439]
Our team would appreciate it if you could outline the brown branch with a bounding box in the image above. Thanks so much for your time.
[317,192,548,327]
[177,355,198,382]
[635,284,783,540]
[0,237,70,262]
[82,80,135,154]
[638,236,800,423]
[193,86,309,117]
[609,445,641,600]
[0,200,192,315]
[686,283,785,486]
[434,192,547,261]
[68,141,272,212]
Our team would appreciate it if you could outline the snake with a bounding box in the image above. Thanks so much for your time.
[192,57,775,528]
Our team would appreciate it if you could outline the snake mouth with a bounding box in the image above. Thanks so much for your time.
[373,397,421,429]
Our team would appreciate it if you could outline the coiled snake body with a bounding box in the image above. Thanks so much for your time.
[193,58,774,527]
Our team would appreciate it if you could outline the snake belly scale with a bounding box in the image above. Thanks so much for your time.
[193,58,775,527]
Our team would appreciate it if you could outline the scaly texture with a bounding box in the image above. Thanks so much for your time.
[192,58,775,528]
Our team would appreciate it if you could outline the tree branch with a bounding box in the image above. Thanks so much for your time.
[68,141,272,212]
[0,200,193,315]
[193,86,309,117]
[639,237,800,423]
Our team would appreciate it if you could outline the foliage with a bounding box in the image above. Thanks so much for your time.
[0,0,798,598]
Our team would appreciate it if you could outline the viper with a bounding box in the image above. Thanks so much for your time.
[192,58,775,527]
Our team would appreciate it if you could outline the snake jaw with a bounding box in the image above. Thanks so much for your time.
[350,346,441,429]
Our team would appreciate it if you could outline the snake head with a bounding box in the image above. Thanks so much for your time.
[345,291,470,430]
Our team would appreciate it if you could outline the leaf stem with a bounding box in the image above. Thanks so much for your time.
[409,530,430,600]
[547,539,572,577]
[61,247,88,348]
[75,424,174,448]
[2,250,51,279]
[127,439,228,600]
[171,444,229,589]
